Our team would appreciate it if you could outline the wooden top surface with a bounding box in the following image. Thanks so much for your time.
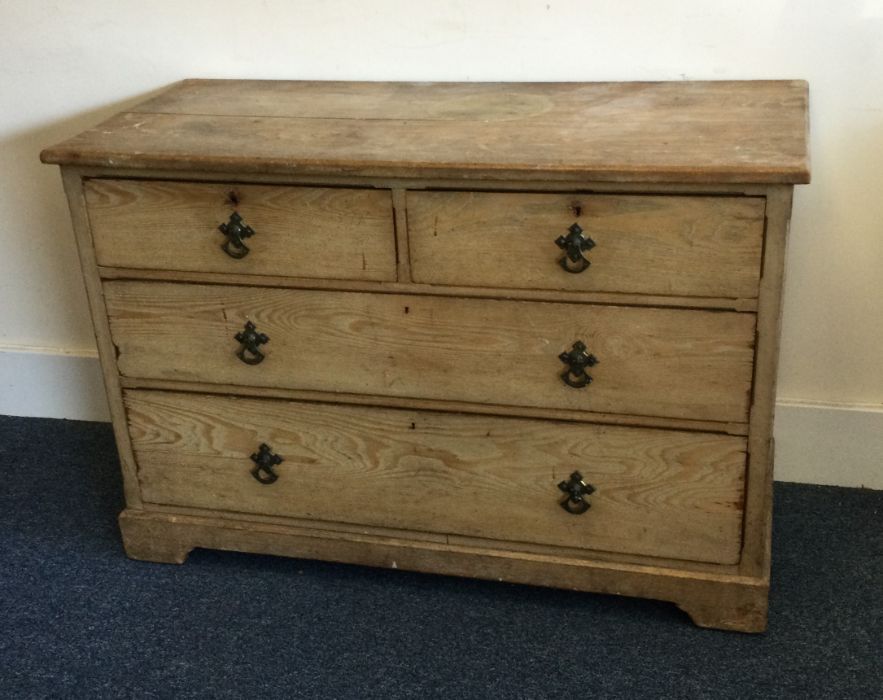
[41,79,810,183]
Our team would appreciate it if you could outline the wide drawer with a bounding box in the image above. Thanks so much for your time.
[125,390,747,564]
[106,282,756,423]
[85,179,397,281]
[407,191,765,298]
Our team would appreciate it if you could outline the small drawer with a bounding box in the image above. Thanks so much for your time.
[85,179,397,281]
[125,390,747,564]
[407,191,765,298]
[106,281,756,423]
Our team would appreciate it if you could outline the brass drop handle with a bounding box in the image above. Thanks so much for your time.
[235,320,269,365]
[219,212,256,259]
[559,340,598,388]
[250,443,283,484]
[555,222,596,273]
[558,471,595,515]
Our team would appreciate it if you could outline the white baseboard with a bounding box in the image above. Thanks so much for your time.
[773,400,882,489]
[0,345,110,422]
[1,347,880,489]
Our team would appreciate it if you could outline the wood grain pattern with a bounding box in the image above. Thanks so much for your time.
[85,179,396,281]
[125,390,747,564]
[391,188,410,281]
[117,508,769,631]
[141,500,741,574]
[104,281,757,423]
[96,266,759,312]
[408,191,765,298]
[64,165,776,195]
[740,186,793,576]
[43,79,808,631]
[41,80,810,184]
[117,376,751,436]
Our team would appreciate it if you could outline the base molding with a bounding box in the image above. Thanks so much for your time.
[676,599,768,633]
[119,508,769,632]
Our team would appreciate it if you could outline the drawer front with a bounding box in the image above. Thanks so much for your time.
[85,179,397,281]
[125,390,747,564]
[106,282,756,423]
[407,192,765,298]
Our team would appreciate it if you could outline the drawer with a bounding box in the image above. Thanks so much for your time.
[125,390,747,564]
[407,191,765,298]
[85,179,397,281]
[106,282,756,423]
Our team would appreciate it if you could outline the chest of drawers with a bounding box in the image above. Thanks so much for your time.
[42,79,810,632]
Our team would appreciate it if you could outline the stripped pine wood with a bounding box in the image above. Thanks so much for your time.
[85,179,396,281]
[407,191,765,298]
[44,80,809,632]
[391,189,411,282]
[117,508,770,632]
[740,186,794,576]
[95,267,760,312]
[40,81,810,184]
[141,501,743,575]
[116,376,751,435]
[125,390,747,564]
[104,282,757,423]
[61,164,776,195]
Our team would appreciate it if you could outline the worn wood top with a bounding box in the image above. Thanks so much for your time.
[41,79,810,183]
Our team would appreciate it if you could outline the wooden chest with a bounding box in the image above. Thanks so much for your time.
[42,80,810,631]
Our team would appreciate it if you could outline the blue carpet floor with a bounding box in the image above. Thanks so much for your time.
[0,415,880,699]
